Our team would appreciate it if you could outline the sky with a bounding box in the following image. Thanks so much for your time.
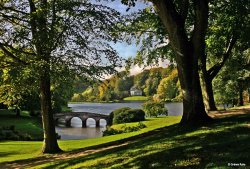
[99,1,169,77]
[103,0,148,59]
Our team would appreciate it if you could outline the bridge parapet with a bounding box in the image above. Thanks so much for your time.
[53,112,110,128]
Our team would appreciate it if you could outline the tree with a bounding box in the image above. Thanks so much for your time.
[213,48,250,107]
[0,66,37,116]
[114,71,134,97]
[0,0,121,153]
[200,0,250,111]
[123,0,212,125]
[134,69,149,89]
[157,69,178,101]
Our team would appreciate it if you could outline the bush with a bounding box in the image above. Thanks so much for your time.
[108,107,131,125]
[142,101,168,117]
[0,125,33,141]
[102,127,123,136]
[125,109,145,122]
[111,107,145,124]
[103,122,147,136]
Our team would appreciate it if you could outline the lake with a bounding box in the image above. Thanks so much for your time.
[55,102,183,140]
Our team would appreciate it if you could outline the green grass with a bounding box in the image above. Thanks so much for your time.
[1,108,250,168]
[123,96,148,101]
[30,114,250,168]
[0,141,43,163]
[0,109,43,140]
[0,116,180,163]
[61,106,72,112]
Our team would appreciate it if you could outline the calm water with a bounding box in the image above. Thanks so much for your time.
[55,102,183,140]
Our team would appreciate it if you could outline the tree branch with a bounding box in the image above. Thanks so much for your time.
[0,43,36,56]
[150,0,189,56]
[208,34,237,79]
[0,4,28,15]
[0,43,27,65]
[28,0,38,43]
[180,0,189,23]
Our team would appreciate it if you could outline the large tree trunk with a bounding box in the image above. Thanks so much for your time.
[40,65,62,153]
[201,75,217,111]
[177,49,212,125]
[152,0,212,125]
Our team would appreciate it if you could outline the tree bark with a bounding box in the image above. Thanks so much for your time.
[151,0,212,125]
[201,74,217,111]
[177,48,212,125]
[15,107,20,117]
[40,64,62,153]
[200,35,236,111]
[238,83,244,106]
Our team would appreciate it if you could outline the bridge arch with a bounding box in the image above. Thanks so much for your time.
[53,112,109,128]
[70,117,83,127]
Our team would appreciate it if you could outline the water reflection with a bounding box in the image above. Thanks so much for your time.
[56,117,106,140]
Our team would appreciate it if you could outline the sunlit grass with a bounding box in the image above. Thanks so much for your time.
[35,114,250,169]
[1,108,250,168]
[0,116,180,163]
[123,96,148,101]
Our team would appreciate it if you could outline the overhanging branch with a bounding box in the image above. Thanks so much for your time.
[0,43,27,65]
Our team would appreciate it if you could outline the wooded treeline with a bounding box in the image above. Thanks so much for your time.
[71,66,182,102]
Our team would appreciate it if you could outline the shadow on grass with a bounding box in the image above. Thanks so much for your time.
[0,152,16,159]
[40,114,250,169]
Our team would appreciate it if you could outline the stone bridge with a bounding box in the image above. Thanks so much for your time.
[53,112,110,128]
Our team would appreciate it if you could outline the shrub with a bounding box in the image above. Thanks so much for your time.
[108,107,131,125]
[102,127,123,136]
[125,109,145,122]
[142,101,168,117]
[0,125,33,141]
[111,107,145,124]
[103,122,147,136]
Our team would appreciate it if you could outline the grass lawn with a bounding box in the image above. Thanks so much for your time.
[123,96,148,101]
[0,109,43,140]
[34,112,250,169]
[0,116,180,164]
[1,107,249,168]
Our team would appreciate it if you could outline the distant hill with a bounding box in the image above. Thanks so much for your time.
[71,65,182,102]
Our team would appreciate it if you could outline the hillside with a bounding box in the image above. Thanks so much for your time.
[71,65,182,102]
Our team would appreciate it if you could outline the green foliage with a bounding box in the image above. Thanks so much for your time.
[0,126,32,141]
[72,66,179,102]
[142,101,168,117]
[0,110,43,140]
[213,49,250,106]
[102,127,123,136]
[111,107,145,124]
[156,69,180,101]
[103,122,146,136]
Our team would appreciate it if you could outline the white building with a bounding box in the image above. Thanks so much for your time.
[130,86,143,96]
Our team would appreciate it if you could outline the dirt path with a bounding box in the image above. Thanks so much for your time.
[1,105,250,169]
[209,105,250,118]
